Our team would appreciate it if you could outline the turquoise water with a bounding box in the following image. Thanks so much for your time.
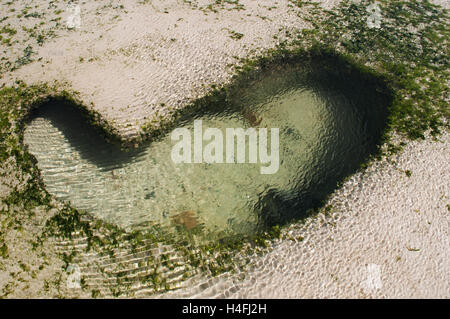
[24,61,390,240]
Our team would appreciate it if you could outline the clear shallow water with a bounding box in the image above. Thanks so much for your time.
[24,61,390,240]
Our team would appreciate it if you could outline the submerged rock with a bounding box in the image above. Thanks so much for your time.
[171,210,199,230]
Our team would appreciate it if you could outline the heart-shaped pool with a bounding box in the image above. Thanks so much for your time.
[24,58,391,241]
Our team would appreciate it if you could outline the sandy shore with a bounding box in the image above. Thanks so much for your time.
[0,0,448,298]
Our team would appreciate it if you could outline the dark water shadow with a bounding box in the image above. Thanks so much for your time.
[27,100,146,170]
[251,60,392,229]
